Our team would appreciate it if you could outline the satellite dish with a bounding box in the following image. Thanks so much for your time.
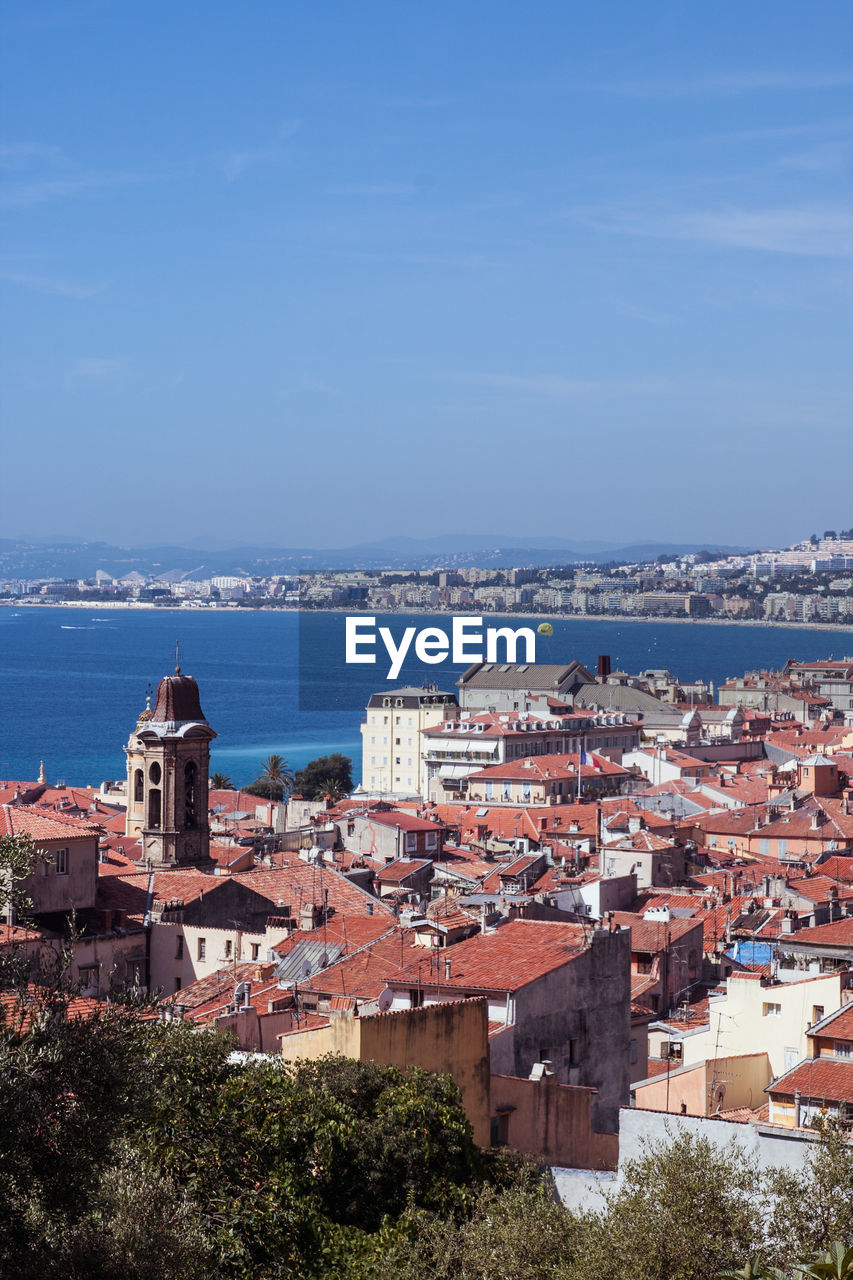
[378,987,393,1013]
[320,952,329,968]
[301,960,312,978]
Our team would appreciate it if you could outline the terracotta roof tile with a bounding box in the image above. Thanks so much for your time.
[768,1057,853,1104]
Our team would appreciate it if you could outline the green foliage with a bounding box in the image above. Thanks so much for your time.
[3,977,853,1280]
[377,1184,590,1280]
[245,753,294,802]
[800,1241,853,1278]
[293,753,353,801]
[209,771,234,790]
[584,1130,764,1280]
[764,1120,853,1264]
[0,831,48,922]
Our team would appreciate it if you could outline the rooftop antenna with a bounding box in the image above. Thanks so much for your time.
[174,638,183,673]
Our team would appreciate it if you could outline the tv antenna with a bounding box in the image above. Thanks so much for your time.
[173,638,183,672]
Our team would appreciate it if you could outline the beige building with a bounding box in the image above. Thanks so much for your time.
[360,685,457,796]
[632,1051,771,1117]
[677,970,853,1080]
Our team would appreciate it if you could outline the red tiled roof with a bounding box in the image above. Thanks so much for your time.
[768,1057,853,1104]
[377,859,432,883]
[788,876,853,905]
[391,919,591,993]
[300,928,423,1002]
[466,752,629,782]
[362,810,441,833]
[611,911,704,952]
[788,918,853,948]
[809,1005,853,1041]
[0,805,100,840]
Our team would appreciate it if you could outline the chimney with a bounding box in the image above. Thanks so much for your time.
[597,654,611,680]
[444,958,452,980]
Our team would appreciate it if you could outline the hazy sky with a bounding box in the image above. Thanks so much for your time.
[1,2,851,549]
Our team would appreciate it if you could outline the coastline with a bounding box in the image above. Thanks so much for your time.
[1,598,852,636]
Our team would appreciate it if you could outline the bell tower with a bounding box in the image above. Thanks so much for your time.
[125,666,217,867]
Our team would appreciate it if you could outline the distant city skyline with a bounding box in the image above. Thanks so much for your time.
[2,1,851,547]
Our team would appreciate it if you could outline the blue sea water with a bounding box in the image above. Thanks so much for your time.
[0,605,850,789]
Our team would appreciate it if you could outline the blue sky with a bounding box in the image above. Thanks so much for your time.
[1,1,851,550]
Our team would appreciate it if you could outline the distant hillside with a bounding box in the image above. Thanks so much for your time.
[0,536,752,579]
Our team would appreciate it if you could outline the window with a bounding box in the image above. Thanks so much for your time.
[425,831,437,850]
[224,939,233,958]
[405,833,417,852]
[569,1038,580,1066]
[630,1038,638,1064]
[176,936,184,960]
[148,787,161,829]
[184,760,197,829]
[133,768,143,803]
[174,977,182,991]
[198,938,206,961]
[835,1040,852,1059]
[763,1002,782,1018]
[251,943,260,961]
[636,955,653,975]
[813,1006,825,1024]
[490,1113,510,1146]
[56,848,68,875]
[410,988,424,1008]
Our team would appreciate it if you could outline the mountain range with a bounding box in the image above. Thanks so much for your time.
[0,535,753,579]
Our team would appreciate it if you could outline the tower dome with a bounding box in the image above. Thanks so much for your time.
[149,667,207,725]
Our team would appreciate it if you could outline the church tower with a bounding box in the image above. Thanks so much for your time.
[124,667,217,867]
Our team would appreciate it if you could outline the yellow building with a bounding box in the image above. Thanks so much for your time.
[360,686,457,797]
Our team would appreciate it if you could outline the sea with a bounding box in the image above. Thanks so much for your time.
[0,605,850,790]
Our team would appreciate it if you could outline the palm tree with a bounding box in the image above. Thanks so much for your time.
[209,772,234,790]
[250,754,294,802]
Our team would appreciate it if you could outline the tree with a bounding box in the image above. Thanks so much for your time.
[580,1130,764,1280]
[764,1120,853,1265]
[245,753,294,802]
[293,754,353,801]
[0,832,47,925]
[209,772,234,790]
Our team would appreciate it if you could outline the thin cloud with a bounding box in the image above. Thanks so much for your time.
[579,69,853,99]
[0,168,150,208]
[0,141,68,170]
[567,203,853,259]
[0,267,107,299]
[443,372,675,398]
[69,356,128,381]
[221,120,300,182]
[382,95,453,109]
[328,180,419,197]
